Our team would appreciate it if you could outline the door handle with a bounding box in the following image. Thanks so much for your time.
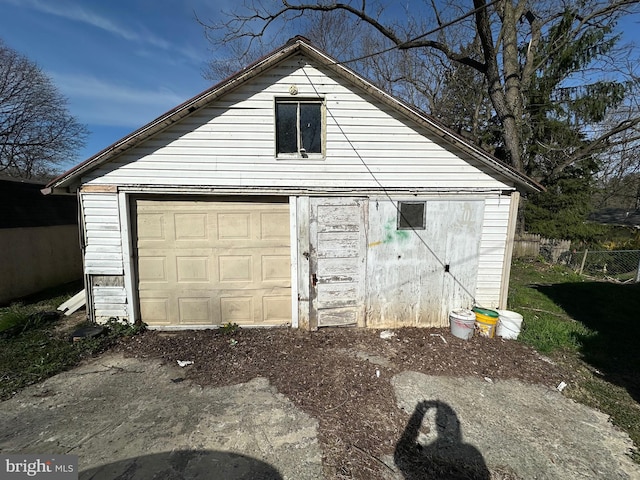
[312,273,317,287]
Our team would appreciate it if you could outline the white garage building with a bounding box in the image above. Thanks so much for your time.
[45,37,541,330]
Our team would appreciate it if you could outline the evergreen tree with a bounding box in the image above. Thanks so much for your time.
[522,11,630,239]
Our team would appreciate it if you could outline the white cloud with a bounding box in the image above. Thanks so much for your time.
[6,0,171,48]
[1,0,203,62]
[51,72,191,128]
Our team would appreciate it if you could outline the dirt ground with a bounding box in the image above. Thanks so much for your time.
[112,326,637,479]
[1,324,638,479]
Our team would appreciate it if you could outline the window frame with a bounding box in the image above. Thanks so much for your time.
[397,202,426,230]
[274,97,325,159]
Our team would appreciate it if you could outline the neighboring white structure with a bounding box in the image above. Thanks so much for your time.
[45,37,541,330]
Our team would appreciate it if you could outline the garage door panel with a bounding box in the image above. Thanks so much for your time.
[135,199,291,327]
[178,297,211,324]
[174,213,209,240]
[220,296,254,323]
[176,256,210,283]
[261,212,290,239]
[138,256,168,283]
[218,255,253,282]
[262,255,290,283]
[137,213,166,240]
[263,295,291,322]
[139,297,170,325]
[217,212,252,240]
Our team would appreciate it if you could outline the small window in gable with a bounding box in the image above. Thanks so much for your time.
[276,99,323,157]
[398,202,426,230]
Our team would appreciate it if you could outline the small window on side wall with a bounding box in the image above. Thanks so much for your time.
[276,99,323,157]
[398,202,426,230]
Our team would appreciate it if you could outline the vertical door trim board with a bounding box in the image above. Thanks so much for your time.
[499,191,519,309]
[295,196,311,330]
[308,197,319,331]
[119,191,138,324]
[289,195,299,328]
[78,191,93,322]
[359,199,368,328]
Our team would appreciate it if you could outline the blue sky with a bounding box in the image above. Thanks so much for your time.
[1,1,638,172]
[0,0,233,170]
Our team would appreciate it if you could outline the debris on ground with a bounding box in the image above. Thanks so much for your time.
[117,327,576,479]
[379,330,396,339]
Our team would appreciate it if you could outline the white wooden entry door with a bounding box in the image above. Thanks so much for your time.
[310,198,367,327]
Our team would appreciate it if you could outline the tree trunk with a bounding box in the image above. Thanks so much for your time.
[473,0,524,170]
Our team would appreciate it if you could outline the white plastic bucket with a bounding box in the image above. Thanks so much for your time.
[496,310,523,340]
[449,309,476,340]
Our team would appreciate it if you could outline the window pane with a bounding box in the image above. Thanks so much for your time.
[300,103,321,153]
[276,103,297,153]
[398,203,425,229]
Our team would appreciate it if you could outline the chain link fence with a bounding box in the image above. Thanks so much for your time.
[565,250,640,283]
[514,233,640,283]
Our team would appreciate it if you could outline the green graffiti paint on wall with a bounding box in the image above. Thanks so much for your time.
[368,219,412,247]
[384,219,409,244]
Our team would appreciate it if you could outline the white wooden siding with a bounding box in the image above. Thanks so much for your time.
[475,195,512,308]
[93,285,128,321]
[82,192,129,321]
[82,193,124,275]
[82,55,513,192]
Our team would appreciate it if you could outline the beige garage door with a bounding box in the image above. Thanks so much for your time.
[134,198,291,327]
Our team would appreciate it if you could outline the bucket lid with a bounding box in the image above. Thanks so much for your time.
[496,309,523,320]
[450,308,475,320]
[472,307,499,318]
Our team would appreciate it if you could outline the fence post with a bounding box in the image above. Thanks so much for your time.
[636,255,640,283]
[579,249,588,275]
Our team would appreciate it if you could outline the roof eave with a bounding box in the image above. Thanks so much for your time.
[45,41,304,193]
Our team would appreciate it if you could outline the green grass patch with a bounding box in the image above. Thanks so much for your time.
[0,281,82,336]
[519,314,595,354]
[1,329,83,397]
[0,303,35,334]
[509,260,595,354]
[509,259,640,461]
[0,283,144,400]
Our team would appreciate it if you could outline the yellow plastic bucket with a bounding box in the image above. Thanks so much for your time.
[472,307,499,338]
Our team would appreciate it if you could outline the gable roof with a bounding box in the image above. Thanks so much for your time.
[45,36,543,194]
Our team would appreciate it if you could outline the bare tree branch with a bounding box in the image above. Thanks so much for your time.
[0,40,87,179]
[204,0,640,186]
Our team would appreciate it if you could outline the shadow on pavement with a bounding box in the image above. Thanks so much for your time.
[80,449,282,480]
[394,400,489,480]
